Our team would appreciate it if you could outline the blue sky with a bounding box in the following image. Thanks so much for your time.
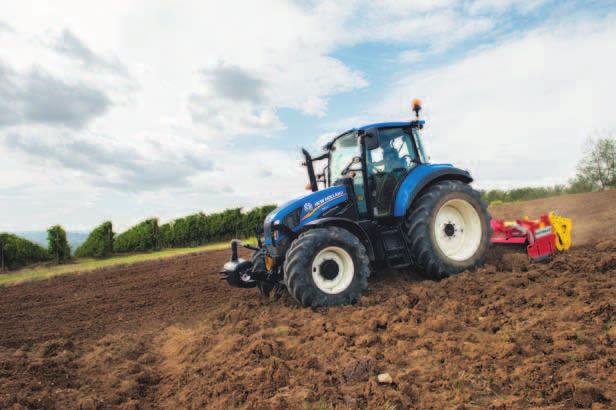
[1,0,616,231]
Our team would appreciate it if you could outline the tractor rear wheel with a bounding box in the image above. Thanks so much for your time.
[404,180,490,280]
[283,227,370,307]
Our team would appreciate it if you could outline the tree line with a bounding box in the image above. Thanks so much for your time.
[112,205,276,253]
[481,184,585,205]
[0,205,276,271]
[482,135,616,205]
[75,205,277,256]
[0,225,73,270]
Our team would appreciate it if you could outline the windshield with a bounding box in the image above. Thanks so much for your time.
[328,131,359,183]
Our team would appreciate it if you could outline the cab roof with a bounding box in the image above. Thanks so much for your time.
[357,121,411,131]
[325,121,423,150]
[334,122,411,141]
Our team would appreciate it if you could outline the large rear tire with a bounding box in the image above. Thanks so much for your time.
[404,180,490,280]
[283,227,370,307]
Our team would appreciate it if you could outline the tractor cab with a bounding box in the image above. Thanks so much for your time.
[324,121,427,219]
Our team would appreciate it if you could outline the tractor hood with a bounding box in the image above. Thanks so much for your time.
[264,185,349,245]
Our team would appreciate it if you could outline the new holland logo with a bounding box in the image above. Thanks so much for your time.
[302,191,346,220]
[303,202,313,212]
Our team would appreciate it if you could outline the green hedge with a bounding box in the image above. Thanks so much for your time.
[140,205,276,251]
[113,218,160,253]
[200,208,243,243]
[47,225,71,264]
[75,221,114,258]
[160,212,209,248]
[0,233,50,270]
[160,205,276,248]
[236,205,276,238]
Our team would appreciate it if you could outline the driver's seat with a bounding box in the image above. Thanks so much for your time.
[382,146,406,172]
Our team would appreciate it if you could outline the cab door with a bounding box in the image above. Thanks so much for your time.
[328,132,369,217]
[365,127,419,218]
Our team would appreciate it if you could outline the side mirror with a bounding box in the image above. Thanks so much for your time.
[363,128,380,150]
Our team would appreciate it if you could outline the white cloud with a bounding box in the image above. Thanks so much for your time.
[0,62,111,129]
[1,0,610,231]
[0,21,13,33]
[467,0,548,15]
[0,134,307,231]
[0,0,503,144]
[399,49,427,64]
[50,29,128,76]
[374,13,616,189]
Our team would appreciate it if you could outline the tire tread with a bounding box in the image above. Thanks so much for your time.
[283,226,370,307]
[404,180,491,280]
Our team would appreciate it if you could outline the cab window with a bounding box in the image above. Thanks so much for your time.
[367,127,418,217]
[328,132,368,216]
[367,127,416,174]
[329,132,359,182]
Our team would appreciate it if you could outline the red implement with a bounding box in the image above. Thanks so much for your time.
[490,214,558,262]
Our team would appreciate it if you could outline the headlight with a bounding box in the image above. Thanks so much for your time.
[283,207,302,230]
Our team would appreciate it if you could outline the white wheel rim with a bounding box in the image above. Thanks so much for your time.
[434,199,482,262]
[311,246,354,294]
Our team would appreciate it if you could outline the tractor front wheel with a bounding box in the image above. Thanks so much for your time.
[283,227,370,307]
[405,180,491,280]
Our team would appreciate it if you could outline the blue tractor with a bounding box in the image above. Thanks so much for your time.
[222,101,491,307]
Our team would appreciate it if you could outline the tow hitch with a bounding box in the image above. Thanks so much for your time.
[220,240,283,296]
[220,240,257,288]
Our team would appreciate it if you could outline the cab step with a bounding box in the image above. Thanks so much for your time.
[379,227,411,268]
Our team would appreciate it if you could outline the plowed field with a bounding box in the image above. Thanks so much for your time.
[1,191,614,409]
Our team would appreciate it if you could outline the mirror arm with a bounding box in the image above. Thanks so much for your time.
[341,157,361,176]
[301,148,318,192]
[312,152,329,161]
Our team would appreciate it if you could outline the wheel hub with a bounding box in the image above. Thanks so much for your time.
[319,259,339,280]
[434,198,482,262]
[311,246,355,295]
[444,222,456,238]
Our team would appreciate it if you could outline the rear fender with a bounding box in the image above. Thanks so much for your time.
[301,217,375,261]
[393,164,473,217]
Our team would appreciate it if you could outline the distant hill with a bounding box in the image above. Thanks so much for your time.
[11,231,90,253]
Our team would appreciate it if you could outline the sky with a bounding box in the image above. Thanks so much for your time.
[1,0,616,232]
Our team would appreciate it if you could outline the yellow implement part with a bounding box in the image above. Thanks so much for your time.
[549,212,572,251]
